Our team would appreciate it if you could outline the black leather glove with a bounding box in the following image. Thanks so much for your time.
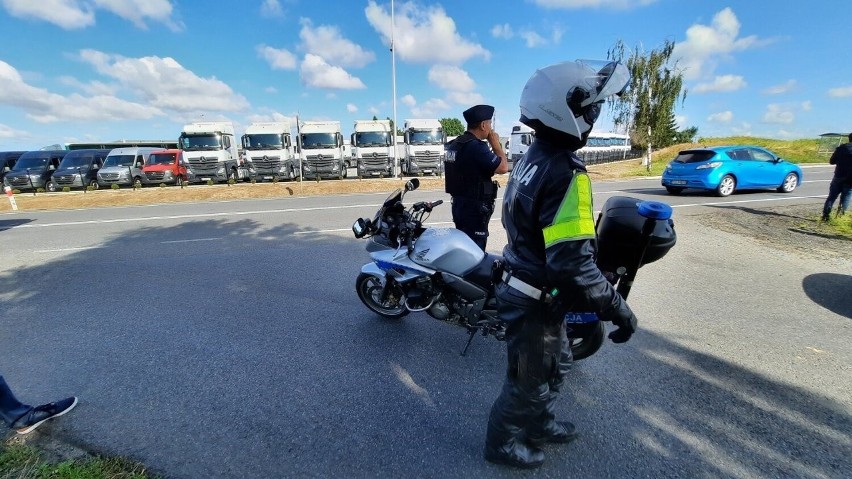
[608,311,637,343]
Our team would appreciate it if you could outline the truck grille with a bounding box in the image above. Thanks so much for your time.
[360,152,389,168]
[100,173,120,180]
[8,176,30,186]
[305,155,336,170]
[414,150,441,167]
[187,159,219,174]
[252,157,282,173]
[146,171,165,181]
[53,175,76,185]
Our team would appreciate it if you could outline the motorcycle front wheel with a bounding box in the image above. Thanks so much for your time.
[356,272,409,319]
[568,321,606,361]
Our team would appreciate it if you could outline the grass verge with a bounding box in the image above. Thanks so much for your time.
[0,442,152,478]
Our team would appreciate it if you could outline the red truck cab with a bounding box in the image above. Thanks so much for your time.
[142,149,188,186]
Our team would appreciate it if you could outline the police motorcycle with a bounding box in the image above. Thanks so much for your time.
[352,178,676,359]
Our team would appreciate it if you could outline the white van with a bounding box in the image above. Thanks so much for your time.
[97,147,162,188]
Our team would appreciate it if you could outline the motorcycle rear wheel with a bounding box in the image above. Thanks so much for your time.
[568,321,606,361]
[356,272,409,319]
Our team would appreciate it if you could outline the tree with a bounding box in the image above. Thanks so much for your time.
[385,117,403,136]
[607,39,687,156]
[440,117,464,137]
[674,126,699,144]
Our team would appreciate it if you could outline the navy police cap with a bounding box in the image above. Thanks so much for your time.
[463,104,495,124]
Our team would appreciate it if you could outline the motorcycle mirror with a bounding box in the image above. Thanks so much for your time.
[352,218,368,238]
[405,178,420,192]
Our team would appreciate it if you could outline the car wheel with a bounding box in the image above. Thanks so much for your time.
[716,175,736,197]
[46,180,57,192]
[89,179,99,190]
[175,175,183,187]
[665,186,684,194]
[777,172,798,193]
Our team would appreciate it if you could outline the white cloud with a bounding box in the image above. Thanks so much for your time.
[368,106,380,115]
[520,31,547,48]
[0,122,28,139]
[828,85,852,97]
[299,18,375,68]
[299,54,366,90]
[447,91,484,106]
[762,104,794,124]
[246,111,294,124]
[693,75,747,93]
[257,45,297,70]
[530,0,658,9]
[410,98,450,117]
[428,65,475,92]
[491,23,513,39]
[0,59,163,123]
[672,8,770,81]
[347,103,358,113]
[707,111,733,123]
[1,0,180,30]
[58,76,119,96]
[260,0,283,17]
[401,94,417,107]
[365,0,490,64]
[264,86,278,94]
[763,79,796,95]
[78,49,249,112]
[674,114,688,129]
[801,101,812,111]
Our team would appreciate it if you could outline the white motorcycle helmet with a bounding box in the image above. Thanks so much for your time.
[519,59,630,148]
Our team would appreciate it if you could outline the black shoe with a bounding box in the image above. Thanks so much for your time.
[14,397,78,434]
[522,421,579,446]
[484,439,545,469]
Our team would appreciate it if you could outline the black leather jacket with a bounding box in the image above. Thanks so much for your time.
[501,137,635,322]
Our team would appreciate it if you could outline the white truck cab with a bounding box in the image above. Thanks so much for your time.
[241,121,299,181]
[179,122,243,183]
[508,124,535,172]
[351,119,394,178]
[298,120,346,180]
[402,119,445,176]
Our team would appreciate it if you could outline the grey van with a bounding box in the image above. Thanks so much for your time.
[3,150,67,191]
[48,149,111,191]
[0,151,26,184]
[97,147,161,188]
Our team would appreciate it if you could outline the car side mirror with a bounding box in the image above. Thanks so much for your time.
[405,178,420,192]
[49,164,56,170]
[92,164,99,170]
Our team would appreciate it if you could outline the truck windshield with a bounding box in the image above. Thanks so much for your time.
[11,156,50,171]
[408,130,443,145]
[58,154,93,168]
[301,133,337,149]
[244,134,283,149]
[355,132,391,147]
[148,153,176,165]
[103,155,136,167]
[180,134,222,151]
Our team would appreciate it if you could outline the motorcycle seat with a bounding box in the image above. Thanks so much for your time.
[463,253,503,289]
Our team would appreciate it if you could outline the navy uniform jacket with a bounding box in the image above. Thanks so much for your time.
[445,132,501,200]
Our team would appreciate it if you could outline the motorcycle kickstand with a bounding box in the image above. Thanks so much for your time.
[460,328,478,357]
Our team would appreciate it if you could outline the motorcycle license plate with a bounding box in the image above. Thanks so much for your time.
[564,312,598,324]
[671,180,687,185]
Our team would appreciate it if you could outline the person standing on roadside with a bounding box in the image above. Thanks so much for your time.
[484,60,636,469]
[822,133,852,221]
[1,375,78,434]
[444,104,509,250]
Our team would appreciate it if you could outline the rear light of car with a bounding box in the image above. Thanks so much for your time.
[696,161,722,170]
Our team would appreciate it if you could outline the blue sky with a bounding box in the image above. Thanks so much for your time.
[0,0,849,150]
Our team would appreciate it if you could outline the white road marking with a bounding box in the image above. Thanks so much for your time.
[35,245,103,253]
[160,237,222,244]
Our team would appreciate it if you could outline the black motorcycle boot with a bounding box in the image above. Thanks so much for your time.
[484,384,545,469]
[522,420,579,446]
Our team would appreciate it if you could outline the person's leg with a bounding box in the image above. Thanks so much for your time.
[839,184,852,215]
[0,375,32,427]
[452,198,488,250]
[823,178,842,220]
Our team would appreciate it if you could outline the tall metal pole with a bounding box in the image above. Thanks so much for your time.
[645,84,652,172]
[391,0,399,177]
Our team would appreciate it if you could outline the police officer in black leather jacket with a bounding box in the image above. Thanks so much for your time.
[444,104,509,250]
[484,60,637,469]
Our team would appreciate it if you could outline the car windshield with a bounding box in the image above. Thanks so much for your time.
[58,154,92,168]
[12,156,50,170]
[244,134,284,150]
[355,131,391,147]
[301,133,337,149]
[673,151,717,163]
[408,130,443,145]
[148,153,176,165]
[103,154,136,167]
[180,134,221,151]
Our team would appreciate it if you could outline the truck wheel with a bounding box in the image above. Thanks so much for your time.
[89,179,99,190]
[341,164,348,179]
[287,166,295,181]
[47,180,57,192]
[175,176,183,187]
[133,177,143,188]
[229,169,238,182]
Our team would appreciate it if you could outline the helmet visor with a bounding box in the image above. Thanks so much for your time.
[575,60,631,106]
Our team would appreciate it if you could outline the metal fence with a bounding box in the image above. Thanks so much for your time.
[577,148,644,165]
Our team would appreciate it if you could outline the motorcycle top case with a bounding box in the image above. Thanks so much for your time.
[595,196,676,272]
[410,227,485,276]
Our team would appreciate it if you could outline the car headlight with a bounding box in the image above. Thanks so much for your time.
[696,161,722,170]
[217,166,225,174]
[163,171,173,178]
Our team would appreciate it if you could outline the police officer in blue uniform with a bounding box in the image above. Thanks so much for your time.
[444,105,509,250]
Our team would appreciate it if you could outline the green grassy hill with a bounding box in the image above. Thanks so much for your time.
[628,136,827,176]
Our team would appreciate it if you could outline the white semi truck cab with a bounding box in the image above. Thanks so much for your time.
[508,124,534,172]
[241,122,299,181]
[179,122,243,183]
[298,120,346,180]
[351,119,394,178]
[402,119,445,176]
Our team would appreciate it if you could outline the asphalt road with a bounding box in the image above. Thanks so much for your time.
[1,165,849,478]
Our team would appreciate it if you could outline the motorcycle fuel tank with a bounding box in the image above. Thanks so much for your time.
[410,228,485,276]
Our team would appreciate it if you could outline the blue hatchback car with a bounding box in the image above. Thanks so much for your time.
[661,146,802,197]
